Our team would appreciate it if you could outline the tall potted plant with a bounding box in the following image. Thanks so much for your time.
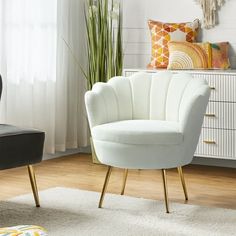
[84,0,123,163]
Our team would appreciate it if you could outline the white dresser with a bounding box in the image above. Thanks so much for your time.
[123,69,236,161]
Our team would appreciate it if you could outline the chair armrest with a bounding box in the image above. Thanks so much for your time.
[179,85,210,147]
[85,82,119,129]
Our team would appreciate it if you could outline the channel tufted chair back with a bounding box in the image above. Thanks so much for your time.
[85,71,210,213]
[86,71,208,123]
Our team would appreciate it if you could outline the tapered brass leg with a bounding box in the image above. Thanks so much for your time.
[98,166,112,208]
[161,169,169,213]
[121,169,128,195]
[27,165,40,207]
[178,166,188,201]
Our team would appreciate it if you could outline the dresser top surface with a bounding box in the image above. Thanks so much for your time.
[124,68,236,75]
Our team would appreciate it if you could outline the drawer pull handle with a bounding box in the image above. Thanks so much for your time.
[205,113,215,117]
[203,140,216,144]
[210,86,215,90]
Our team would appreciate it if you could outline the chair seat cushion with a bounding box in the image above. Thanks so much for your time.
[92,120,183,145]
[0,124,45,170]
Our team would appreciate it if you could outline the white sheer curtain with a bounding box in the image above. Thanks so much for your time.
[0,0,88,154]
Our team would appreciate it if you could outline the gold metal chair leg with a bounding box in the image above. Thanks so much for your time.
[98,166,112,208]
[178,166,188,201]
[121,169,128,195]
[161,169,169,213]
[27,165,40,207]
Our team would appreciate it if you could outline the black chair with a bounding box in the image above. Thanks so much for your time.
[0,75,45,207]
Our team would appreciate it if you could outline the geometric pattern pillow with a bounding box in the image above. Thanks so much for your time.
[148,19,199,69]
[167,41,212,69]
[0,225,47,236]
[211,42,231,69]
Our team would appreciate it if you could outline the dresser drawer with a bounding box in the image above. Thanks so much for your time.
[195,128,235,159]
[203,102,236,130]
[192,73,236,102]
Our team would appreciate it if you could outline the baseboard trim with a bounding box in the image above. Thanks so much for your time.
[192,156,236,168]
[43,146,91,160]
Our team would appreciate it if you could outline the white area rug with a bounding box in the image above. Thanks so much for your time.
[0,187,236,236]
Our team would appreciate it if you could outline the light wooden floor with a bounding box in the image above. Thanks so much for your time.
[0,154,236,210]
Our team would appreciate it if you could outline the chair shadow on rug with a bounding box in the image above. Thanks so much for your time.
[85,71,210,213]
[0,200,93,229]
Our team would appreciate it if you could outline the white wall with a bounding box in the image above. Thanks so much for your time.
[122,0,236,69]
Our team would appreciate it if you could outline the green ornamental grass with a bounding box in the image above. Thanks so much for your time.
[85,0,123,89]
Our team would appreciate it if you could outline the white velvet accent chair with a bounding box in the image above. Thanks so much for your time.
[85,71,210,213]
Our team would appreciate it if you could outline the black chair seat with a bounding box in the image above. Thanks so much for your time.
[0,124,45,170]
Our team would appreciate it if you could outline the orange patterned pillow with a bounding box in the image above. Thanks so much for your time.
[167,41,212,69]
[148,19,199,69]
[211,42,231,69]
